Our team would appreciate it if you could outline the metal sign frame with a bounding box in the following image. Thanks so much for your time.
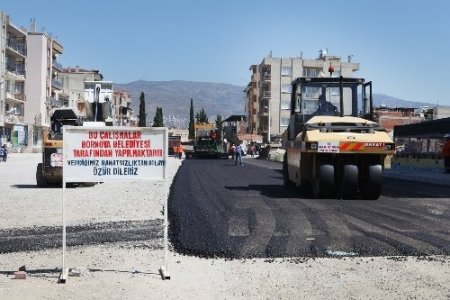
[59,126,170,283]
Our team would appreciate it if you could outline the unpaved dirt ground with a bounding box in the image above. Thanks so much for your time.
[0,153,449,299]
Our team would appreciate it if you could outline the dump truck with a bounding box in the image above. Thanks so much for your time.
[283,77,395,199]
[36,81,114,187]
[185,123,227,159]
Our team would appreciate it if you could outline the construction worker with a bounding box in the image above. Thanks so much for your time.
[178,144,184,159]
[443,134,450,173]
[172,146,179,157]
[210,130,217,141]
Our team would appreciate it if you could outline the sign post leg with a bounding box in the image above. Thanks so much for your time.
[59,179,68,283]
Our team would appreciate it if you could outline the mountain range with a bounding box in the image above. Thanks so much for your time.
[114,81,245,127]
[371,94,433,109]
[115,80,436,127]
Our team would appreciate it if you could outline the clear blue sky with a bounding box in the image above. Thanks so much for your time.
[2,0,450,105]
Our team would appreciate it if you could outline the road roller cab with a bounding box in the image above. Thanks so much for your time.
[283,77,395,199]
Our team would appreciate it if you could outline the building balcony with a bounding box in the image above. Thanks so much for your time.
[259,106,269,117]
[52,39,64,54]
[6,65,26,79]
[5,102,25,124]
[4,114,25,124]
[261,64,271,73]
[6,91,26,102]
[52,60,63,71]
[52,79,63,90]
[47,97,64,108]
[6,39,27,58]
[262,91,271,99]
[262,73,271,81]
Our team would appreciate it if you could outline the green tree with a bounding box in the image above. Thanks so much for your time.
[189,98,195,139]
[138,92,147,127]
[423,108,434,120]
[215,114,223,144]
[153,107,164,127]
[195,108,208,123]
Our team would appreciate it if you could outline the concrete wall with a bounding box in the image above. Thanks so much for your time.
[434,106,450,120]
[24,33,47,126]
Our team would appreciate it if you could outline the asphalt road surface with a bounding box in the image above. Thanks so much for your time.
[2,156,449,259]
[169,158,450,258]
[0,220,162,253]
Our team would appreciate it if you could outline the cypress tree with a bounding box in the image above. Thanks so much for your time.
[195,108,208,123]
[215,114,223,144]
[189,98,195,139]
[153,107,164,127]
[138,92,147,127]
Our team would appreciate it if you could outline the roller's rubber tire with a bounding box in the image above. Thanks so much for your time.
[341,164,358,199]
[312,163,335,199]
[361,164,382,200]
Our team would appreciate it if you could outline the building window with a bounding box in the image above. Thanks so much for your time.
[281,66,292,76]
[280,118,290,127]
[281,100,290,110]
[5,80,11,93]
[330,87,340,96]
[303,68,319,77]
[331,70,341,78]
[14,82,24,94]
[281,84,292,93]
[304,86,320,98]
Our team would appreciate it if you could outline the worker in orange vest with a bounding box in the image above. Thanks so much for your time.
[178,145,184,159]
[443,134,450,173]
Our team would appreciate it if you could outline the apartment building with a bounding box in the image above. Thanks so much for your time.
[0,11,27,146]
[244,65,259,135]
[246,51,360,142]
[59,67,136,126]
[59,66,103,118]
[113,90,136,126]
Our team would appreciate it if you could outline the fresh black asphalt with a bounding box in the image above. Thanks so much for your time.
[169,158,450,258]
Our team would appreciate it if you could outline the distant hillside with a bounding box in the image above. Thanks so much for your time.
[373,94,433,108]
[115,80,245,127]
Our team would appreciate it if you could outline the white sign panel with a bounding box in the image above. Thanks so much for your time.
[63,126,167,182]
[51,152,64,167]
[317,141,340,153]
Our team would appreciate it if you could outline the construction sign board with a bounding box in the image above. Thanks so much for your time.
[63,126,167,182]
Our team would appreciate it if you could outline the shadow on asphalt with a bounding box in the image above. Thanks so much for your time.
[12,184,98,189]
[225,180,450,199]
[11,184,39,189]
